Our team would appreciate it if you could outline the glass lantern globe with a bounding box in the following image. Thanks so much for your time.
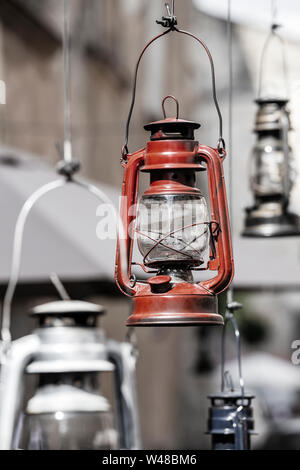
[18,383,118,450]
[136,189,209,269]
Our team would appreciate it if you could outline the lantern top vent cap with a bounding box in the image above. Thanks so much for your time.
[30,300,105,318]
[144,95,200,141]
[255,97,289,107]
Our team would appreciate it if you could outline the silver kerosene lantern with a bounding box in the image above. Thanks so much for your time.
[0,300,140,450]
[242,97,300,237]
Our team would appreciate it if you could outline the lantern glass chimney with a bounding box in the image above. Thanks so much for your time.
[137,188,209,269]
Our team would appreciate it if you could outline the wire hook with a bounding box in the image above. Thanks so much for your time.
[156,1,177,29]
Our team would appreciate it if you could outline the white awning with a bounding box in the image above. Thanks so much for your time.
[0,145,119,284]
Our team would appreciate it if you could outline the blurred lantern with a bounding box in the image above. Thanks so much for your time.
[242,98,300,236]
[208,305,256,450]
[207,392,255,450]
[242,20,300,237]
[0,301,140,450]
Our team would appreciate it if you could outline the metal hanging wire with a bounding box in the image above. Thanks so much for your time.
[226,0,234,308]
[63,0,72,163]
[221,0,245,400]
[0,0,128,354]
[257,0,289,99]
[225,0,234,308]
[56,0,80,178]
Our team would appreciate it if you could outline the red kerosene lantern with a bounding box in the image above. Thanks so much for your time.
[115,27,234,327]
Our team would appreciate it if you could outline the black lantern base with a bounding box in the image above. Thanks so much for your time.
[242,210,300,238]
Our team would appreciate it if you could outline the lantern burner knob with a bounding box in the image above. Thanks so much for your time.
[147,275,172,294]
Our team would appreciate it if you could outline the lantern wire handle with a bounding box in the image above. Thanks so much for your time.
[257,1,289,99]
[122,5,225,160]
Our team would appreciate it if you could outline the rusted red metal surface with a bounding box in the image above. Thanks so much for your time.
[115,23,233,326]
[115,113,234,327]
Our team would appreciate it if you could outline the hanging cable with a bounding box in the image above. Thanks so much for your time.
[63,0,71,160]
[226,0,234,307]
[225,0,234,307]
[57,0,80,178]
[271,0,278,26]
[221,0,244,400]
